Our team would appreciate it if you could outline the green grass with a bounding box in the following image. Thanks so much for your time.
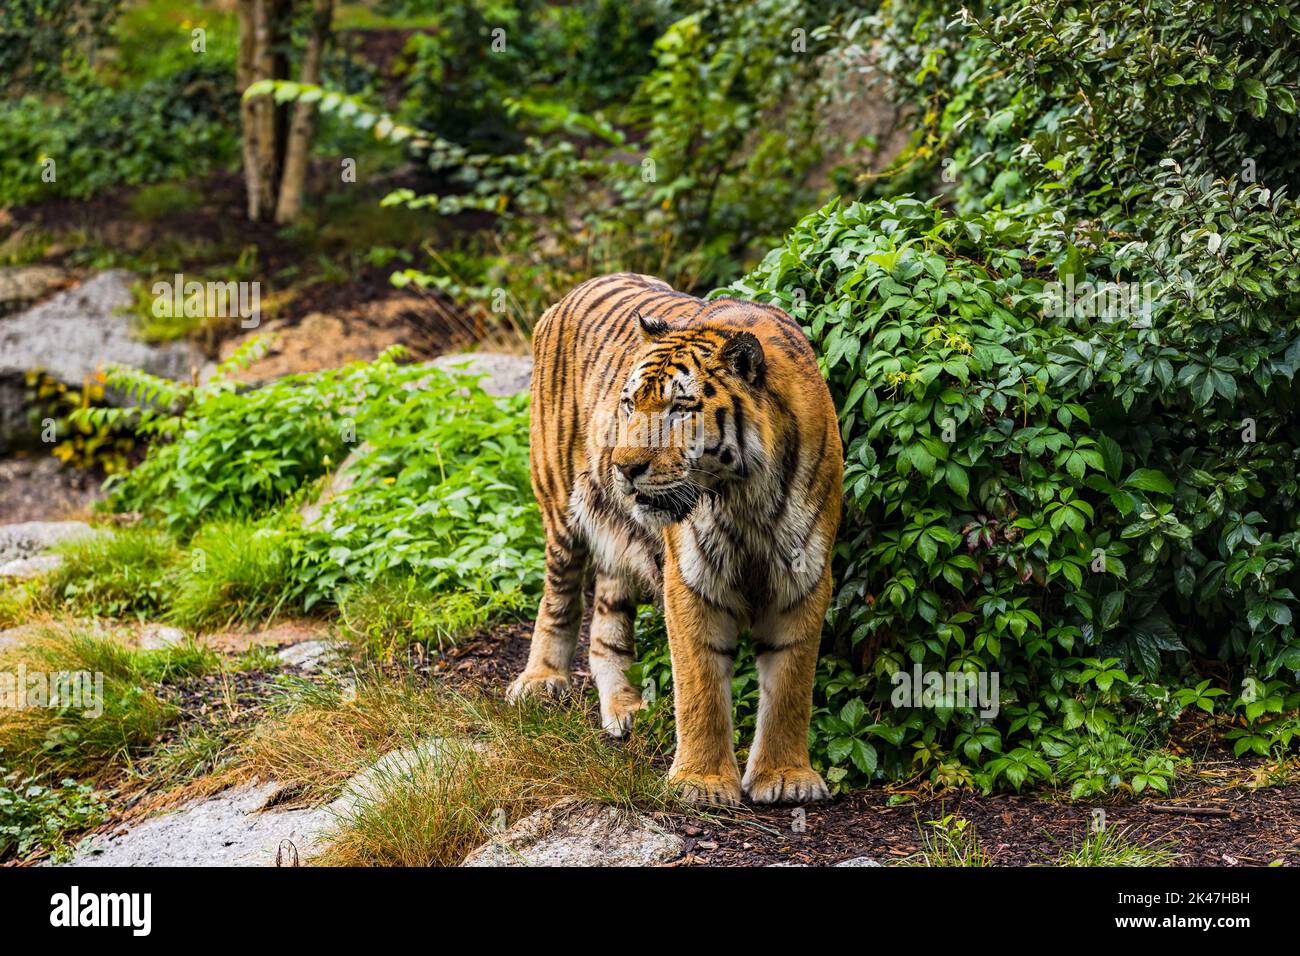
[139,720,243,786]
[0,625,182,780]
[1053,825,1179,867]
[338,577,531,660]
[0,578,51,630]
[909,814,990,867]
[126,181,202,222]
[47,527,180,620]
[168,522,297,632]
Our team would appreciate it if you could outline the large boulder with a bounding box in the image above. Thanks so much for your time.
[0,270,198,451]
[428,352,532,397]
[0,266,68,316]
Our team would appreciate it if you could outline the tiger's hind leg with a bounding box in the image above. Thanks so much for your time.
[507,520,589,702]
[589,573,645,737]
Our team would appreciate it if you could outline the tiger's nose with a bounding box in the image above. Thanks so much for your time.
[618,461,648,484]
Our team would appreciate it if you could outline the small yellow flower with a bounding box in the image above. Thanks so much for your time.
[384,476,396,485]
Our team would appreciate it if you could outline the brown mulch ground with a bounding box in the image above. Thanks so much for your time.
[425,616,1300,867]
[666,780,1300,868]
[427,618,592,691]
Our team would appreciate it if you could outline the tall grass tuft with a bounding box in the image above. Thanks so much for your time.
[0,625,180,780]
[168,522,296,632]
[1054,825,1179,867]
[46,527,179,620]
[337,577,530,660]
[244,677,678,866]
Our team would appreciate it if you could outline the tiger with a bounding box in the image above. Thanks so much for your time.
[507,273,844,806]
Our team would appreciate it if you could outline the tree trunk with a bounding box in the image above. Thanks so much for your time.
[274,0,333,225]
[236,1,264,221]
[250,0,279,220]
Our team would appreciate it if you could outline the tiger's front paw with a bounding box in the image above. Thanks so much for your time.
[670,770,743,807]
[743,766,830,804]
[506,670,570,704]
[600,688,646,738]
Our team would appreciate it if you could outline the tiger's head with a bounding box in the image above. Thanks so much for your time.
[606,309,768,529]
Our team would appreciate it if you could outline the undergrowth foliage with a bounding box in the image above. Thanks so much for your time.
[91,347,541,628]
[712,45,1300,790]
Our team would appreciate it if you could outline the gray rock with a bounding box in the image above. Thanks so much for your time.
[62,740,471,867]
[0,625,37,651]
[64,781,343,867]
[337,737,486,812]
[461,799,684,867]
[428,352,532,397]
[136,624,188,651]
[298,444,368,528]
[0,271,198,450]
[0,520,99,565]
[0,270,193,384]
[0,620,112,651]
[276,639,338,672]
[0,266,67,315]
[0,554,63,579]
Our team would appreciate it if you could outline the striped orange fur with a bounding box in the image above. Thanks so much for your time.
[507,273,844,805]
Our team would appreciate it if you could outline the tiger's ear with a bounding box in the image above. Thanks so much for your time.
[721,331,766,386]
[634,308,669,341]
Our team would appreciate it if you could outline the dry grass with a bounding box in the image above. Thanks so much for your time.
[0,578,54,630]
[243,675,679,866]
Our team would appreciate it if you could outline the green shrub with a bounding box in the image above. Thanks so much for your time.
[101,350,543,618]
[291,365,542,611]
[100,343,368,535]
[0,63,237,206]
[0,0,123,94]
[0,768,106,863]
[713,189,1300,792]
[394,0,670,153]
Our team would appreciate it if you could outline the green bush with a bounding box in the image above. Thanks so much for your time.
[394,0,670,153]
[714,189,1300,792]
[101,345,366,535]
[290,362,542,611]
[101,350,543,621]
[0,63,237,206]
